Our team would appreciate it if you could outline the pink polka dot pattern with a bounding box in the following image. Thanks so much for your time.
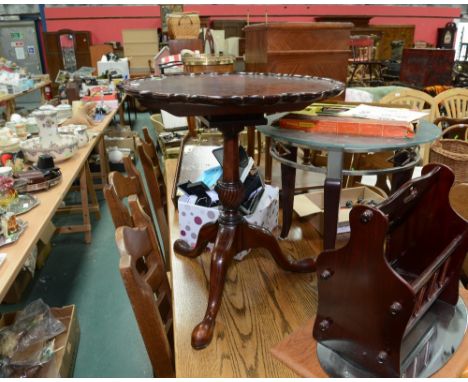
[194,216,203,225]
[180,230,186,236]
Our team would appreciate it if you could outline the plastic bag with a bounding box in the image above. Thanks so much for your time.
[0,299,65,377]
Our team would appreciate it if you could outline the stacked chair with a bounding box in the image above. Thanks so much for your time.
[104,132,173,377]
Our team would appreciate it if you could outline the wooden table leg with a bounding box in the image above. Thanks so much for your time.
[174,119,316,349]
[390,150,414,193]
[256,130,262,166]
[80,165,92,244]
[85,161,101,220]
[98,135,110,188]
[118,101,126,126]
[264,136,272,185]
[280,145,298,239]
[246,126,255,158]
[56,165,92,243]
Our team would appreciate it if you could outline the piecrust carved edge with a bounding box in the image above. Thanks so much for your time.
[121,72,345,106]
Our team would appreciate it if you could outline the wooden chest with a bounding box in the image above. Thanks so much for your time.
[244,22,352,84]
[400,48,455,87]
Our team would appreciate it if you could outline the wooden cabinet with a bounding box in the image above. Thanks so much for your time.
[211,19,247,38]
[43,29,91,89]
[399,48,455,87]
[244,22,353,84]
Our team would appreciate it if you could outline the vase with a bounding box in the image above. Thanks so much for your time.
[32,109,59,149]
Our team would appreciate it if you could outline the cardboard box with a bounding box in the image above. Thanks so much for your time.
[122,29,158,44]
[0,305,80,378]
[124,43,158,57]
[178,185,279,250]
[293,186,386,235]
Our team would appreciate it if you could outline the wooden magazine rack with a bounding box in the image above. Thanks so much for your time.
[313,163,468,377]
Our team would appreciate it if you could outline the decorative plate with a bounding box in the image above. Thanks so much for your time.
[6,194,39,215]
[0,218,27,248]
[14,172,62,193]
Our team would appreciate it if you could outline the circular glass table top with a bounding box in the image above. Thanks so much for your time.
[121,72,344,116]
[257,120,441,153]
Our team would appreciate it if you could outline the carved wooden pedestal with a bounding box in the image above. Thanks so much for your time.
[173,116,315,349]
[123,72,344,350]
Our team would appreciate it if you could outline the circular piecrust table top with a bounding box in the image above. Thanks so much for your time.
[121,72,344,116]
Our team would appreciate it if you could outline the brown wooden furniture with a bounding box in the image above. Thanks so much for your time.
[164,158,334,377]
[313,164,468,377]
[115,196,174,377]
[123,72,343,349]
[244,22,352,83]
[104,156,153,229]
[315,16,415,61]
[400,48,455,88]
[137,128,170,261]
[43,29,91,92]
[168,39,203,55]
[258,120,440,250]
[271,288,468,377]
[89,44,114,72]
[244,22,352,183]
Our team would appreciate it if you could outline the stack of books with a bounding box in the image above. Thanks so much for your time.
[279,104,428,139]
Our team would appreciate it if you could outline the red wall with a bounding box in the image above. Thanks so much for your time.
[44,5,460,45]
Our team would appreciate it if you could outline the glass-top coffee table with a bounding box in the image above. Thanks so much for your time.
[257,120,441,249]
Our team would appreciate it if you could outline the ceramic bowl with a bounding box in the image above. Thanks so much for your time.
[20,135,78,163]
[0,137,20,152]
[25,117,39,134]
[58,124,89,148]
[56,104,72,122]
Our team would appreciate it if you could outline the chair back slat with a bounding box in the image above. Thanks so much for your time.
[104,156,153,229]
[137,132,170,261]
[115,198,174,377]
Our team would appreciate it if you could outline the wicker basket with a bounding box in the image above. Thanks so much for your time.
[429,139,468,184]
[167,12,200,40]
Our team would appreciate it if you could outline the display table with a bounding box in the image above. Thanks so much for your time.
[0,80,51,120]
[257,120,441,249]
[0,104,121,302]
[123,72,344,349]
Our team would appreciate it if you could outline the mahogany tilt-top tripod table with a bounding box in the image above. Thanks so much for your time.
[123,72,344,349]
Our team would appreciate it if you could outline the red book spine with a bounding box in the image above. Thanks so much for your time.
[279,118,414,138]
